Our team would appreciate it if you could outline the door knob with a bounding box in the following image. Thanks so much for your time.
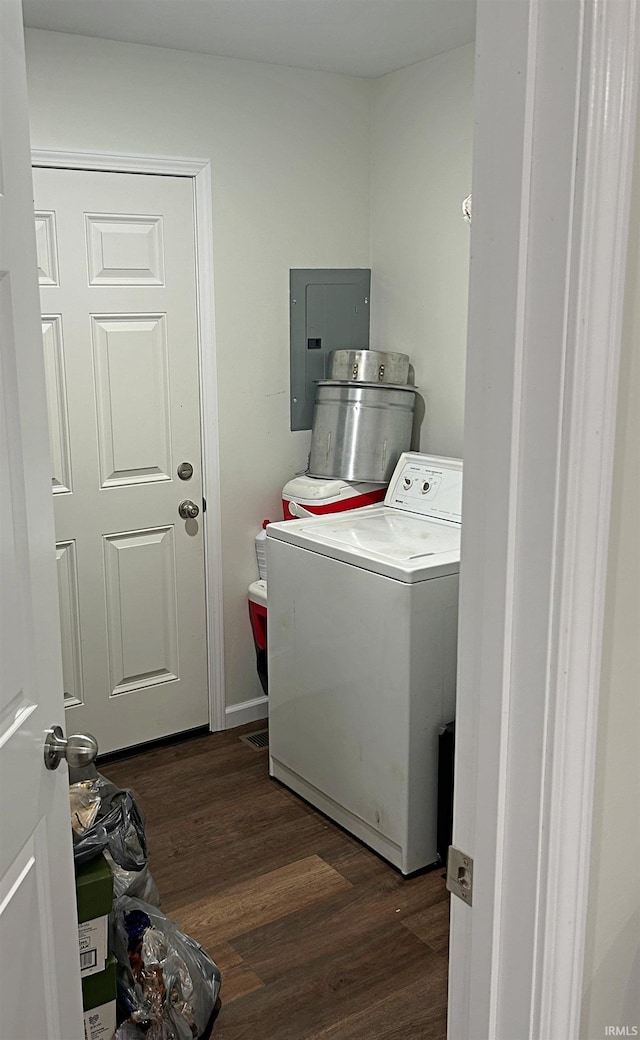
[44,726,98,770]
[178,499,199,520]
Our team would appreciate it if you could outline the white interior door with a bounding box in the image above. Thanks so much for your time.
[0,3,83,1037]
[32,167,209,754]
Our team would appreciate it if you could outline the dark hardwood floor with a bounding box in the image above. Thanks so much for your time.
[103,723,449,1039]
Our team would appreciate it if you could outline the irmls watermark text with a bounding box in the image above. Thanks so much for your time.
[604,1028,638,1036]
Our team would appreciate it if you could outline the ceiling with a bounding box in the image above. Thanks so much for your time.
[21,0,476,79]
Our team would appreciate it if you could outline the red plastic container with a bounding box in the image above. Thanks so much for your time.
[248,580,267,651]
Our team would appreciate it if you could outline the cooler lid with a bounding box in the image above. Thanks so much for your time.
[248,579,267,606]
[283,475,384,502]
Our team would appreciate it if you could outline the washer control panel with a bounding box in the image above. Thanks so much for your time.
[385,452,463,522]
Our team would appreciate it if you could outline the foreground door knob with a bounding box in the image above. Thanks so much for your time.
[44,726,98,770]
[178,499,200,519]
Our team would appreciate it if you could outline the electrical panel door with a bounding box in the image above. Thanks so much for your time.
[289,268,371,431]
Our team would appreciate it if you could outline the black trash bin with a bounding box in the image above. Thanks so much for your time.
[437,721,455,867]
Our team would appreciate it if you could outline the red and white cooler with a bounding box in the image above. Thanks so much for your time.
[248,579,268,696]
[281,475,386,520]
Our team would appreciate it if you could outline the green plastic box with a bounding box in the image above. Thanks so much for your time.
[81,954,116,1010]
[82,955,117,1040]
[75,855,113,978]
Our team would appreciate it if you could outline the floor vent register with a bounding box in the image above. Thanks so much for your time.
[239,728,269,750]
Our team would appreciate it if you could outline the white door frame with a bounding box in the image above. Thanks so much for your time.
[31,149,226,733]
[449,1,639,1038]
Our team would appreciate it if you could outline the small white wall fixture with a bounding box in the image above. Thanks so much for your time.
[31,149,226,732]
[449,2,640,1039]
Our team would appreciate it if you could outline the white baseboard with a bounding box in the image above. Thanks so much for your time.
[224,695,269,729]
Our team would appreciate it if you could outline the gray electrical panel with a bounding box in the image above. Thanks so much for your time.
[290,268,371,431]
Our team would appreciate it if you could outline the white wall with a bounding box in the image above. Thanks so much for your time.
[580,122,640,1037]
[371,44,475,459]
[24,29,475,713]
[24,29,372,711]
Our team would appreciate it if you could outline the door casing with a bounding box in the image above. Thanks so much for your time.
[448,1,640,1038]
[31,149,226,733]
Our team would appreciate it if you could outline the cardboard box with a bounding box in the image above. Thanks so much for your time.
[83,1000,116,1040]
[82,955,117,1040]
[75,855,113,977]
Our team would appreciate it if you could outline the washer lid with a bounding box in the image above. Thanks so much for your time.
[267,505,460,582]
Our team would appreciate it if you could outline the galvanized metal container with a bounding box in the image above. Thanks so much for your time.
[329,349,410,385]
[308,380,417,483]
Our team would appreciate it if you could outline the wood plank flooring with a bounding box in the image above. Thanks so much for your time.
[102,724,449,1039]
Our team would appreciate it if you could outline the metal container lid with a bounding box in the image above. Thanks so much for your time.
[316,379,417,393]
[329,349,410,385]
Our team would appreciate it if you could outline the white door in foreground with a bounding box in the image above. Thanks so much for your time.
[0,2,83,1036]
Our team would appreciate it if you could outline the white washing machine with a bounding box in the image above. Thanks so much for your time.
[266,452,462,874]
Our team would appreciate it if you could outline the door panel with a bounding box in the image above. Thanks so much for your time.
[33,167,209,753]
[92,314,172,486]
[0,825,60,1040]
[103,526,179,694]
[85,212,165,285]
[42,315,72,493]
[34,210,60,285]
[55,540,84,706]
